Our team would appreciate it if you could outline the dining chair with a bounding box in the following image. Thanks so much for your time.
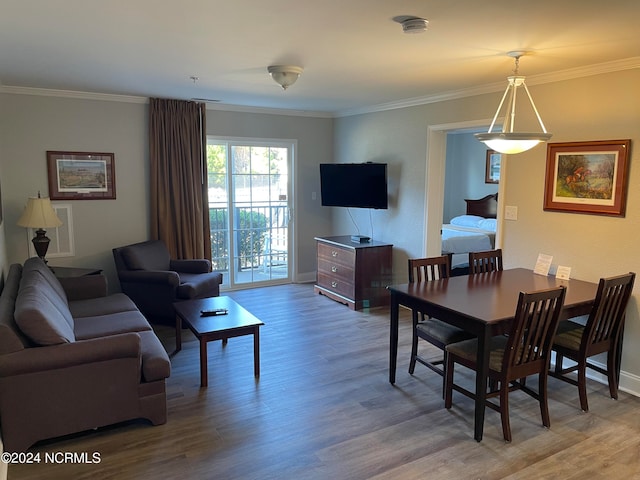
[408,256,474,392]
[444,286,566,442]
[469,248,503,274]
[550,272,635,412]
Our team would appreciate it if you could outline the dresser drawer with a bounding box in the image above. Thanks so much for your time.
[317,257,354,282]
[317,272,355,298]
[317,242,355,268]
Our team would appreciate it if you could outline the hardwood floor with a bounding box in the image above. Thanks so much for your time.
[9,283,640,479]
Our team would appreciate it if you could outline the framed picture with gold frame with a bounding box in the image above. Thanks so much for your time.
[543,139,630,216]
[47,151,116,200]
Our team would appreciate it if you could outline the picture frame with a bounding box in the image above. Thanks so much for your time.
[47,151,116,200]
[543,140,631,216]
[485,149,501,184]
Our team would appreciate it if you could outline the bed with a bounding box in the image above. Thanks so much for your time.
[442,194,498,273]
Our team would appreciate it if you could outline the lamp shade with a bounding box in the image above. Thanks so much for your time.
[17,196,63,229]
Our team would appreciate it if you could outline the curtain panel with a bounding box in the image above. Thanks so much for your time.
[149,98,212,261]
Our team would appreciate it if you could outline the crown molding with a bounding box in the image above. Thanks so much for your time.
[335,56,640,117]
[0,85,332,118]
[2,57,638,118]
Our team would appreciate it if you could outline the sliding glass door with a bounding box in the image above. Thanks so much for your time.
[207,138,292,289]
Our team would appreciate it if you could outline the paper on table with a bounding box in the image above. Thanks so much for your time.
[556,265,572,280]
[534,253,553,276]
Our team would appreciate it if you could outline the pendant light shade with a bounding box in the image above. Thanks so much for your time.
[475,53,552,154]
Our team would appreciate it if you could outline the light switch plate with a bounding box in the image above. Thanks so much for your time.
[504,205,518,220]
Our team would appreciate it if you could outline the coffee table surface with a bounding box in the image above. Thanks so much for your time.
[174,296,264,334]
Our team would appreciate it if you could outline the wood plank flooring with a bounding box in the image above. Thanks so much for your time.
[9,283,640,479]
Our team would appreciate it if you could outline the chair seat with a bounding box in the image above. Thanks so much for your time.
[417,318,473,347]
[446,335,508,373]
[552,320,584,351]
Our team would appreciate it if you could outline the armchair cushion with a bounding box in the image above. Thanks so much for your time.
[121,240,171,271]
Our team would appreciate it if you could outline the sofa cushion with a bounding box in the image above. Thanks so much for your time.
[14,284,76,345]
[20,269,74,331]
[69,293,140,318]
[74,311,152,340]
[0,264,30,354]
[22,257,68,303]
[121,241,171,271]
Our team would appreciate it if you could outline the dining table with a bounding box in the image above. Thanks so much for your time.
[387,267,599,441]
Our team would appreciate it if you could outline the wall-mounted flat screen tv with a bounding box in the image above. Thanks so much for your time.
[319,163,388,209]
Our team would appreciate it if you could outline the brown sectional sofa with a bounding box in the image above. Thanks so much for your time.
[0,257,171,452]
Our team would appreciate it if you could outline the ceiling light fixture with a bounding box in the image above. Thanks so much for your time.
[401,17,429,34]
[475,51,552,154]
[267,65,303,90]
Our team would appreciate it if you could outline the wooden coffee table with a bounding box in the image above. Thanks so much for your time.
[173,296,264,387]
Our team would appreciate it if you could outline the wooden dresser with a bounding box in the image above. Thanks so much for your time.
[314,236,393,310]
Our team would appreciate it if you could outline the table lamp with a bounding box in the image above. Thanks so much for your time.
[17,193,63,263]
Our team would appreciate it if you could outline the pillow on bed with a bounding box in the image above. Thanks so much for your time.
[450,215,485,228]
[478,218,497,231]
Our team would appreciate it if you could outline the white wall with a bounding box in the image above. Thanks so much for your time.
[333,68,640,395]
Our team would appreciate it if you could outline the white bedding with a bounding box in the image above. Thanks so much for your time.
[442,224,496,268]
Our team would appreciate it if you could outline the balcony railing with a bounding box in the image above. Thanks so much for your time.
[209,204,288,276]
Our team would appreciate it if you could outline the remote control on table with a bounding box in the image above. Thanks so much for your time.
[200,308,228,317]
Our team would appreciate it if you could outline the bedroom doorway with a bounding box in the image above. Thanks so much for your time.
[206,138,293,289]
[425,121,504,260]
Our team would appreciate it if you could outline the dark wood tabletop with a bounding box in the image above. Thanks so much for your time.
[173,296,264,335]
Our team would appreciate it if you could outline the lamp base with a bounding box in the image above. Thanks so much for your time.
[32,228,51,263]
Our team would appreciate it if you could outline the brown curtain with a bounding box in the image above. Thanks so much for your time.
[149,98,211,261]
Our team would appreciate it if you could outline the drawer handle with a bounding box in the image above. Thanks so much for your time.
[331,266,337,273]
[331,250,338,257]
[331,281,337,288]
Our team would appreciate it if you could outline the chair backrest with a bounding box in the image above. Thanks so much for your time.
[582,272,635,353]
[469,248,503,274]
[113,240,172,273]
[408,255,451,283]
[503,286,566,373]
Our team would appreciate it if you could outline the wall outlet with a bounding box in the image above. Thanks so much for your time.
[504,205,518,220]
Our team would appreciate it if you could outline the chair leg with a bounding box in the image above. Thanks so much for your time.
[606,348,619,400]
[444,354,455,409]
[577,359,589,412]
[500,380,512,442]
[408,310,419,374]
[554,353,564,374]
[539,372,551,428]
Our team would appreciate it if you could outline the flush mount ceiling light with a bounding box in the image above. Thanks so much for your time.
[267,65,303,90]
[401,17,429,34]
[475,51,552,154]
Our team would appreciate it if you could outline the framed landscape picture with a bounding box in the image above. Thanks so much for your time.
[47,151,116,200]
[543,140,631,216]
[485,149,501,184]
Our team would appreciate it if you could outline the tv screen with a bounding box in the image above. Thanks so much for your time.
[320,163,388,209]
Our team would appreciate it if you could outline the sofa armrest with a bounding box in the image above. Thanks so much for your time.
[59,274,108,301]
[117,269,180,287]
[0,333,141,376]
[170,259,211,274]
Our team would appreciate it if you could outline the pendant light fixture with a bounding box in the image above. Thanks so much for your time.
[475,52,552,154]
